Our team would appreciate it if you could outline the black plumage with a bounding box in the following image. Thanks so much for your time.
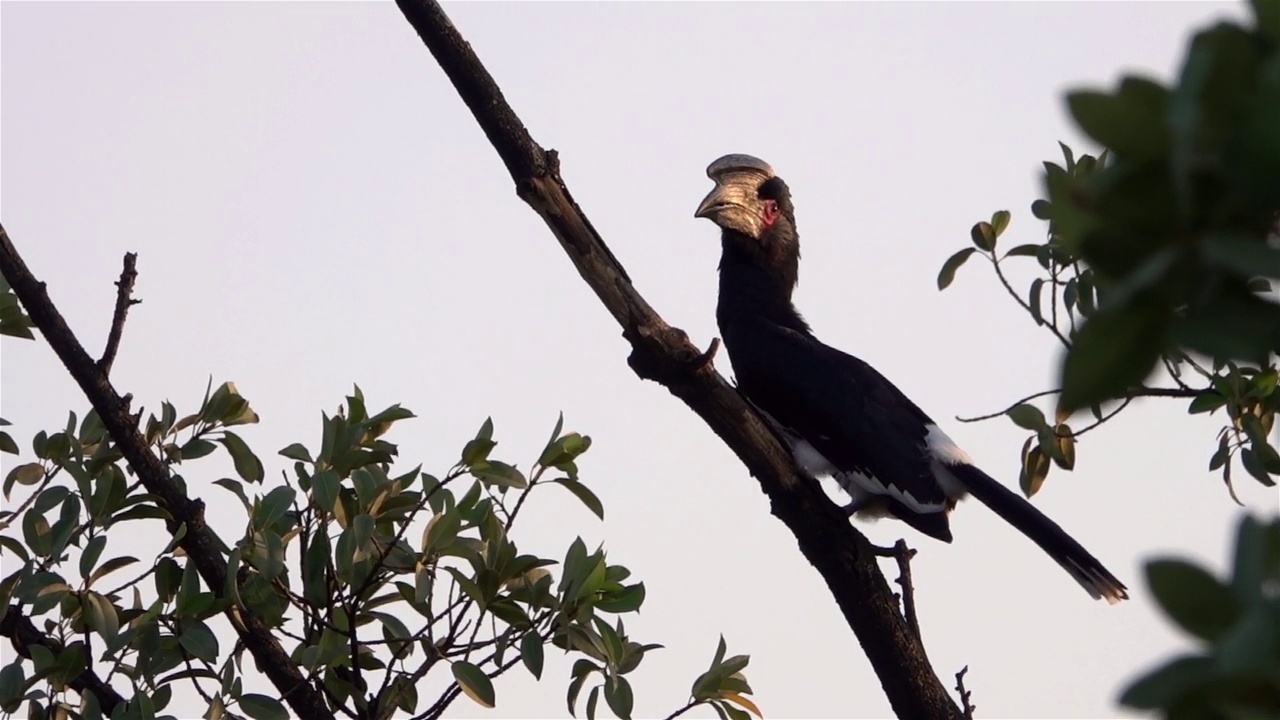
[695,154,1128,603]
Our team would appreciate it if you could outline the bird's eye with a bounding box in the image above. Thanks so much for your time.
[761,200,781,228]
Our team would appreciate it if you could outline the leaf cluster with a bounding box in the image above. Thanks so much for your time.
[0,383,759,720]
[1120,515,1280,719]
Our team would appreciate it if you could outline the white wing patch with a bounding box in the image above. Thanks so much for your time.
[924,424,973,500]
[754,405,956,515]
[925,424,973,465]
[793,439,948,514]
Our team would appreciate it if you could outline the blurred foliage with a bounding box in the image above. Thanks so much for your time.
[938,0,1280,502]
[939,3,1280,718]
[1119,515,1280,719]
[0,375,758,719]
[1047,0,1280,413]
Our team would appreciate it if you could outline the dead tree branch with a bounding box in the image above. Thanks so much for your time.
[0,225,336,720]
[1,604,126,714]
[98,252,140,376]
[393,1,961,717]
[955,665,977,719]
[874,539,922,645]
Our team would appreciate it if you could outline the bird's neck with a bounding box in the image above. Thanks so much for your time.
[716,234,810,334]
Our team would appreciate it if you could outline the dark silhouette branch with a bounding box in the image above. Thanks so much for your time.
[1,603,126,714]
[874,540,922,645]
[955,665,976,719]
[0,224,336,720]
[98,252,140,376]
[392,1,960,717]
[957,385,1204,424]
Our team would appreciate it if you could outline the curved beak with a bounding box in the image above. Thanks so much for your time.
[695,186,733,219]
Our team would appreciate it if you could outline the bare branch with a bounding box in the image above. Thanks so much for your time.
[98,252,140,376]
[873,540,922,645]
[1,603,126,714]
[392,1,960,717]
[957,385,1204,424]
[955,665,977,719]
[0,223,336,720]
[987,253,1072,349]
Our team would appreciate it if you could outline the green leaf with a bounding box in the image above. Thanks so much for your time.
[1118,655,1213,709]
[969,222,996,252]
[1067,80,1169,159]
[555,478,605,521]
[0,663,24,708]
[424,510,461,553]
[597,583,646,614]
[1187,392,1228,414]
[1146,559,1240,641]
[473,461,527,490]
[84,592,119,641]
[1028,278,1045,326]
[990,210,1011,237]
[1051,424,1076,471]
[936,248,977,291]
[452,661,495,709]
[88,556,139,588]
[1007,404,1047,431]
[5,463,44,496]
[0,432,18,455]
[219,431,264,484]
[213,478,251,512]
[255,486,296,532]
[521,632,544,680]
[604,676,634,720]
[180,438,218,461]
[179,620,219,662]
[1059,302,1166,413]
[312,470,339,513]
[278,443,312,463]
[238,693,288,720]
[78,532,107,576]
[1019,444,1050,498]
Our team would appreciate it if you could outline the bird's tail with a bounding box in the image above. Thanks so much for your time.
[948,463,1128,603]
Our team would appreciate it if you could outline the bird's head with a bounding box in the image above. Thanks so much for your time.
[694,153,799,277]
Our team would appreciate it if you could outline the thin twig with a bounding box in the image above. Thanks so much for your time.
[98,252,140,376]
[988,254,1071,349]
[957,385,1203,424]
[664,700,701,720]
[955,665,976,719]
[873,539,921,644]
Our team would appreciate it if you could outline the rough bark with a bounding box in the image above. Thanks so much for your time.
[393,1,962,717]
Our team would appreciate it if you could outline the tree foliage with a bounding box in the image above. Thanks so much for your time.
[939,0,1280,501]
[940,2,1280,716]
[0,268,757,720]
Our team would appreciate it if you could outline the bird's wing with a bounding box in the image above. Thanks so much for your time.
[728,320,953,512]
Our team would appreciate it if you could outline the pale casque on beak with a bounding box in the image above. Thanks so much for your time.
[694,154,775,239]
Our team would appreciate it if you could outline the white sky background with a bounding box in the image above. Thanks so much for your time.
[1,1,1275,718]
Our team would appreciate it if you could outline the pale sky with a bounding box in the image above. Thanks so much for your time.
[2,2,1273,719]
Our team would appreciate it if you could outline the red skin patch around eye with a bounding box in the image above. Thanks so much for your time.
[762,200,780,229]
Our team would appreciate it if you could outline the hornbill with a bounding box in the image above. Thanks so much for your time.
[694,153,1128,603]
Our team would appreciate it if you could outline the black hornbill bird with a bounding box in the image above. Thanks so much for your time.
[694,153,1128,603]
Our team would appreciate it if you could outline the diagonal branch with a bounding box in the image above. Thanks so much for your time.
[98,252,140,376]
[0,225,336,720]
[393,2,961,717]
[1,603,126,714]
